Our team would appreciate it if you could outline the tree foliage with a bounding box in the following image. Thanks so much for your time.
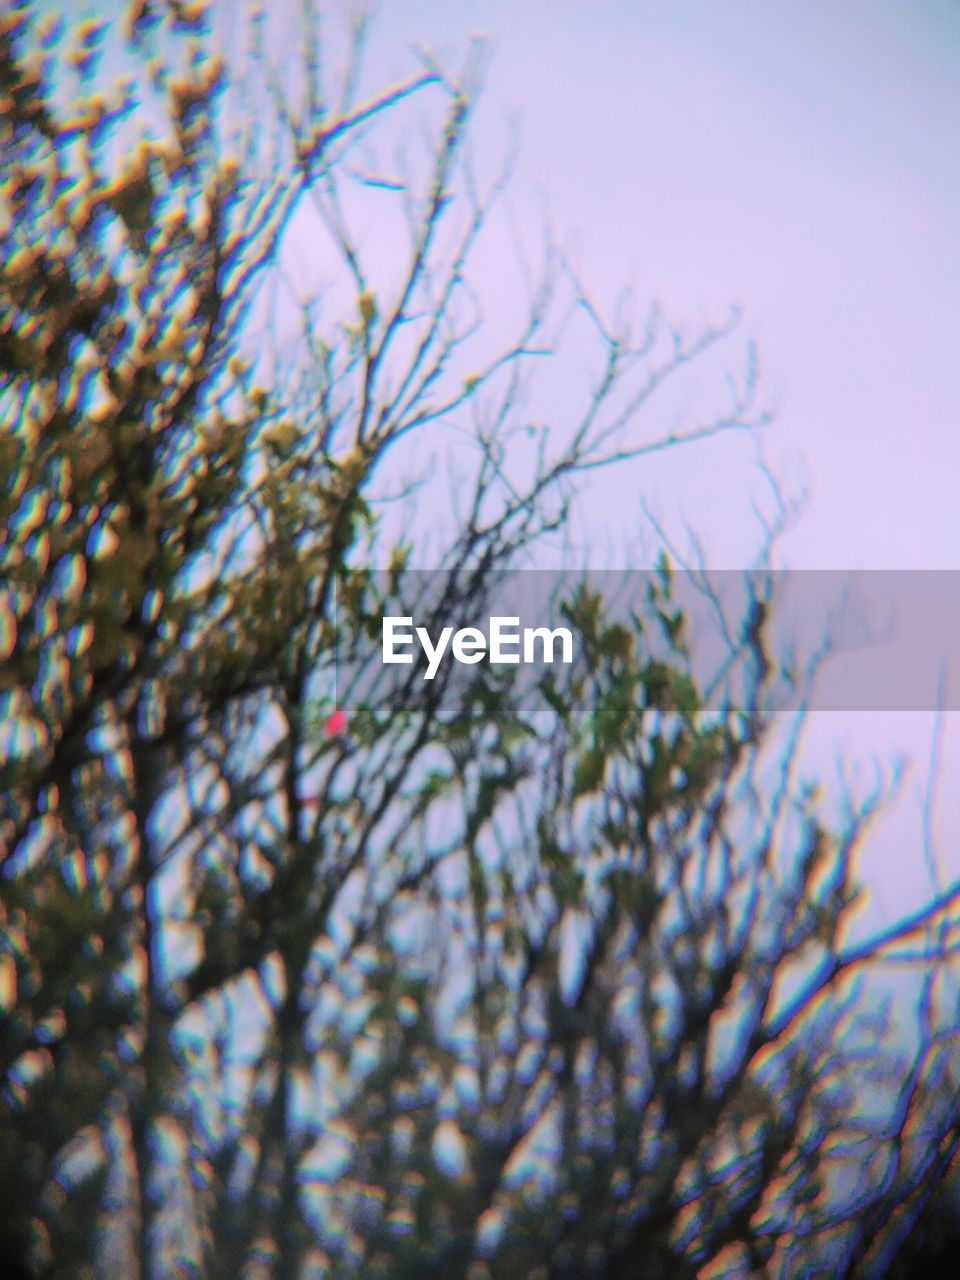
[3,4,960,1278]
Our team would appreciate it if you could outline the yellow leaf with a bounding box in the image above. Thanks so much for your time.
[0,954,18,1015]
[0,598,15,661]
[358,290,377,329]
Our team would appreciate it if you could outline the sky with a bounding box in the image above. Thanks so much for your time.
[359,0,960,571]
[59,0,960,947]
[331,0,960,942]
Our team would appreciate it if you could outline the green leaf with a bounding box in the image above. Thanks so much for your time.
[573,746,606,797]
[598,621,633,661]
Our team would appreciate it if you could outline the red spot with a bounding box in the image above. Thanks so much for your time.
[325,709,347,737]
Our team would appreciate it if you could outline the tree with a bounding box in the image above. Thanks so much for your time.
[2,3,960,1277]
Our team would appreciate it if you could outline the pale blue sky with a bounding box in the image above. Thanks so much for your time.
[62,0,960,940]
[220,0,960,942]
[363,0,960,571]
[347,1,960,944]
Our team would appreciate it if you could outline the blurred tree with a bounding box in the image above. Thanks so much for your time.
[2,3,960,1278]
